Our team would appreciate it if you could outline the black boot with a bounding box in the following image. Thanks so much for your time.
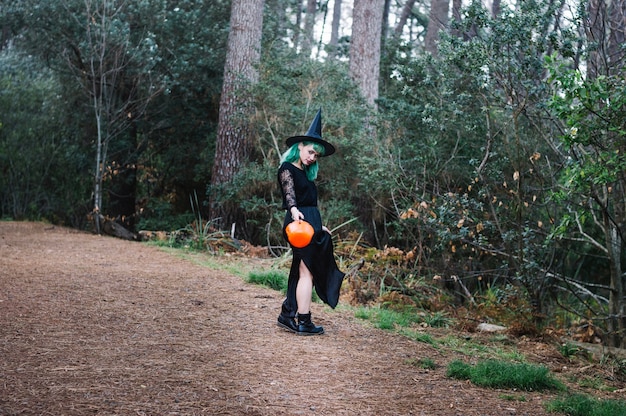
[277,313,298,333]
[297,313,324,336]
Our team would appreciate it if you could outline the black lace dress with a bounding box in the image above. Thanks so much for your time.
[277,162,345,318]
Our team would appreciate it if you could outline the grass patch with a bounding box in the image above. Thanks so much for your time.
[245,270,321,303]
[438,335,526,362]
[406,357,438,370]
[354,306,372,320]
[419,357,437,369]
[491,347,526,363]
[375,308,417,329]
[574,376,616,392]
[498,393,527,402]
[558,341,581,359]
[246,271,288,293]
[447,360,473,380]
[402,330,437,346]
[446,359,565,391]
[422,311,453,328]
[489,333,514,345]
[545,394,626,416]
[354,305,452,331]
[153,246,254,279]
[439,335,490,356]
[353,306,418,329]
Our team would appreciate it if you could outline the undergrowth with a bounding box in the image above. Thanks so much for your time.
[406,357,437,370]
[145,224,626,408]
[247,271,288,293]
[446,359,565,391]
[245,270,320,303]
[545,394,626,416]
[354,305,453,330]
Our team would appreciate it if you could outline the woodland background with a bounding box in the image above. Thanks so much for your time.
[1,0,625,348]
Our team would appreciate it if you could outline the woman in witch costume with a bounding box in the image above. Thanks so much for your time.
[276,109,345,335]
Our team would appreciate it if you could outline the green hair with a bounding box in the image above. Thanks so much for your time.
[280,141,325,181]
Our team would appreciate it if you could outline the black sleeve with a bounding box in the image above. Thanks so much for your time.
[279,167,297,210]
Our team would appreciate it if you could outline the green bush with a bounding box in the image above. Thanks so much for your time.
[447,359,564,391]
[545,394,626,416]
[136,209,195,232]
[0,49,91,226]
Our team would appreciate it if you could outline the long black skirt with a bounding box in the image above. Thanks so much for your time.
[280,206,345,318]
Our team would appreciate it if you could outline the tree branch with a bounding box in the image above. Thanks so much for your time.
[572,209,609,254]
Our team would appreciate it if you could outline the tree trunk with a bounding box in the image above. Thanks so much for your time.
[491,0,501,18]
[301,0,317,57]
[605,216,624,347]
[585,0,626,77]
[450,0,462,38]
[211,0,264,233]
[292,0,303,49]
[381,0,391,42]
[349,0,384,107]
[586,0,601,77]
[1,23,10,51]
[585,0,626,348]
[328,0,343,59]
[607,0,626,73]
[271,0,289,39]
[94,107,104,235]
[424,0,449,55]
[394,0,417,38]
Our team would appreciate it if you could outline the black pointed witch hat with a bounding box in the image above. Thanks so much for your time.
[286,108,335,157]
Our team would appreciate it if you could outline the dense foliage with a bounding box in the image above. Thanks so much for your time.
[0,50,92,226]
[1,0,624,345]
[1,0,230,230]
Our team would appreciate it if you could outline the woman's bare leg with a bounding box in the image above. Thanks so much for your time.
[296,261,313,314]
[294,261,324,335]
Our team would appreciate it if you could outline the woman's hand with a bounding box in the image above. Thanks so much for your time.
[290,207,304,221]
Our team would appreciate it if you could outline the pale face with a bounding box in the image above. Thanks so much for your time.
[298,143,320,166]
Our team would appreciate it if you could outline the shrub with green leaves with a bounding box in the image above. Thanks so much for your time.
[0,49,91,226]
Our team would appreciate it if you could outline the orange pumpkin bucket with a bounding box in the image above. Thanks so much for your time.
[285,220,314,248]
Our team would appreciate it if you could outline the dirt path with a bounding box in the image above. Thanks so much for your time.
[0,221,555,415]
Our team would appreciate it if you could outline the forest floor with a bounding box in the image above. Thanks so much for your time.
[1,221,624,415]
